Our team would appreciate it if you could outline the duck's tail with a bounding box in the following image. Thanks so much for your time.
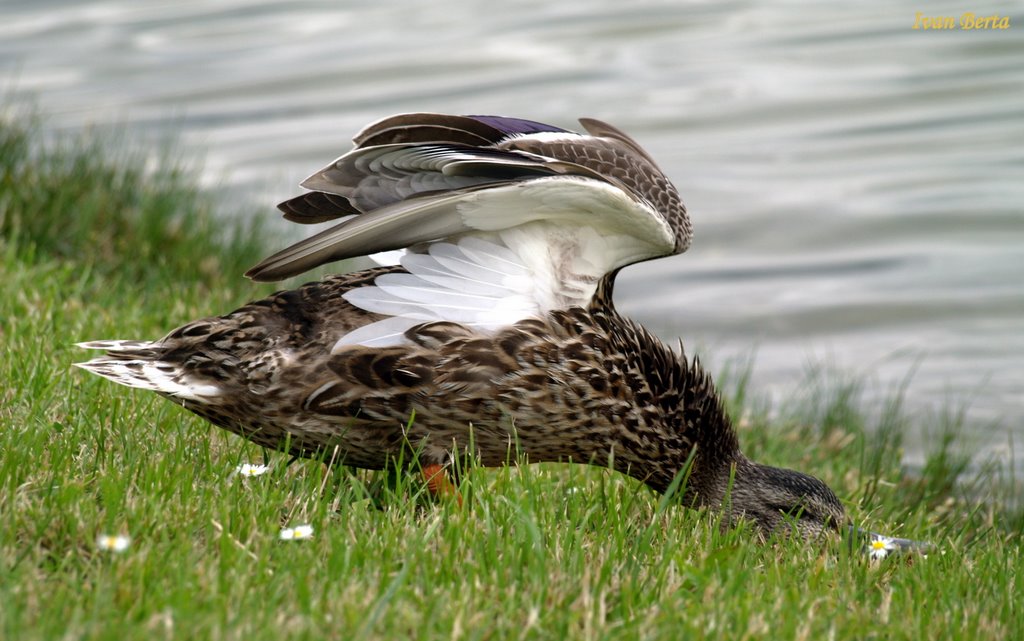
[75,340,223,401]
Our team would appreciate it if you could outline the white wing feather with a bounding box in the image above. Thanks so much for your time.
[332,177,674,348]
[334,238,538,350]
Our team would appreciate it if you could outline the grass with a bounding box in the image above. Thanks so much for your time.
[1,111,1022,641]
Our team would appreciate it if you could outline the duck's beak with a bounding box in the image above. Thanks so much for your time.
[849,526,932,559]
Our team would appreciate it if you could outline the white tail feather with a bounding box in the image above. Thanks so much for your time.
[75,340,154,351]
[75,356,221,400]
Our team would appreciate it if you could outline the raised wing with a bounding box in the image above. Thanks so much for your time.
[245,113,690,347]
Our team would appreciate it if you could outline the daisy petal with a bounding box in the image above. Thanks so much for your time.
[279,524,314,540]
[96,534,131,552]
[235,463,270,477]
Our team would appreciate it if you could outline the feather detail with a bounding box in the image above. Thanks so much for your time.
[334,238,537,349]
[74,359,222,400]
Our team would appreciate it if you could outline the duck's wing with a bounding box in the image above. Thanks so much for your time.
[271,114,593,226]
[245,113,690,348]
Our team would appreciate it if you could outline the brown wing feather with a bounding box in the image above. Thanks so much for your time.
[278,191,362,224]
[504,126,690,254]
[577,117,662,166]
[352,113,509,147]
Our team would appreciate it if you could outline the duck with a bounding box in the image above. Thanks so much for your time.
[75,112,923,551]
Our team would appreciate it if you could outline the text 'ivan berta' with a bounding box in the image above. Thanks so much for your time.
[913,12,1010,30]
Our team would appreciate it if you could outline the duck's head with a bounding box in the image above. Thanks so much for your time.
[726,459,847,540]
[715,459,931,558]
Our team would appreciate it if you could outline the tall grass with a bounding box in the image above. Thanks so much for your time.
[1,112,1020,640]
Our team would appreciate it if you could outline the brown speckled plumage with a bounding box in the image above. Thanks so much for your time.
[77,113,858,540]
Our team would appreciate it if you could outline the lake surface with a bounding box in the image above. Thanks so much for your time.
[2,0,1021,469]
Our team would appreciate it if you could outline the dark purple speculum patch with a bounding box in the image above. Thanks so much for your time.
[466,115,569,136]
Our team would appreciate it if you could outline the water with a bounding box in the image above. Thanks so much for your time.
[3,0,1021,468]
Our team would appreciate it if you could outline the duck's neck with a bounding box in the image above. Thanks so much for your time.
[595,312,743,505]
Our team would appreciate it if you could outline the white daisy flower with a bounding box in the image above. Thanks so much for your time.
[279,524,314,541]
[234,463,270,478]
[868,535,897,560]
[96,534,131,553]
